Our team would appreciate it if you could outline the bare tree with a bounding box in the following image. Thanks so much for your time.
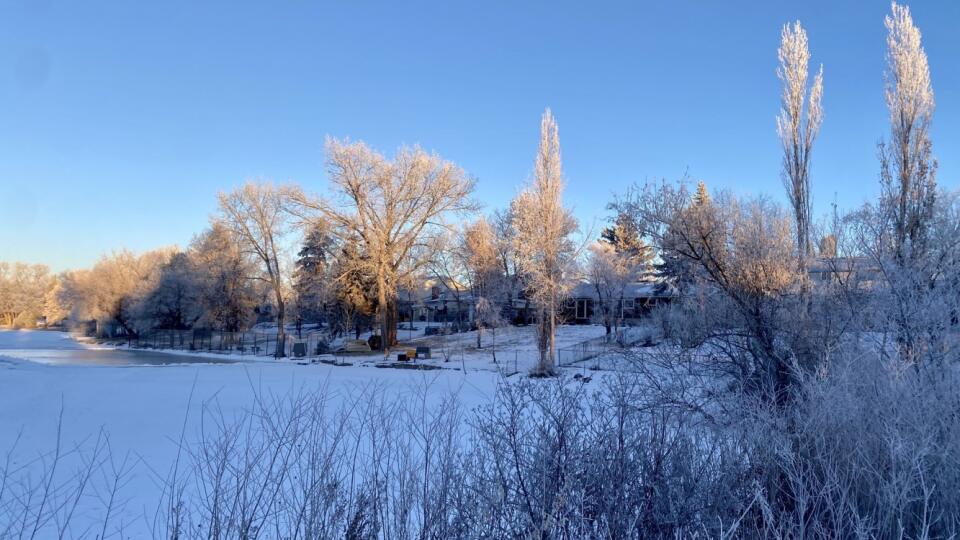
[586,241,638,338]
[137,252,203,331]
[0,262,57,328]
[216,181,291,357]
[462,217,508,350]
[880,1,937,264]
[42,275,69,327]
[777,20,823,267]
[58,249,171,337]
[512,109,579,375]
[190,223,260,332]
[613,181,803,402]
[428,231,471,331]
[289,139,476,351]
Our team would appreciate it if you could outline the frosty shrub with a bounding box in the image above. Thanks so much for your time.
[5,360,960,538]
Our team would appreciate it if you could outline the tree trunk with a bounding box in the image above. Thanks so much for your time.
[385,298,398,348]
[534,294,557,376]
[549,294,556,372]
[376,272,389,355]
[275,294,286,358]
[536,312,550,373]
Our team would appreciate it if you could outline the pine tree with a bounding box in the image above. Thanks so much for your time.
[600,213,653,274]
[693,180,710,207]
[656,181,711,288]
[293,223,334,324]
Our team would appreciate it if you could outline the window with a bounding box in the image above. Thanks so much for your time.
[576,299,589,319]
[621,298,635,317]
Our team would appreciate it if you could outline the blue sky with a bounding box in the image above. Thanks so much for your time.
[1,1,958,271]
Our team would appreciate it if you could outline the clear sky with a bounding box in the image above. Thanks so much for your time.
[1,0,958,271]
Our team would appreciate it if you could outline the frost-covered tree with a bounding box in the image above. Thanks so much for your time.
[586,241,638,338]
[845,189,960,366]
[0,263,12,326]
[628,180,709,289]
[512,109,579,375]
[138,252,202,331]
[427,231,472,331]
[818,234,837,258]
[600,212,653,273]
[490,208,526,323]
[42,274,69,326]
[289,139,476,350]
[0,262,57,328]
[293,222,335,326]
[462,217,509,350]
[328,240,378,340]
[59,249,171,337]
[879,1,937,264]
[843,2,944,365]
[216,181,292,356]
[777,20,823,265]
[190,223,259,332]
[692,180,710,207]
[613,181,803,402]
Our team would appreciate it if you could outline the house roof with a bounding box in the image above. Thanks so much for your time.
[569,280,676,300]
[808,256,879,274]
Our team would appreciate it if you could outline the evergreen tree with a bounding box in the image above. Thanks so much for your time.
[330,241,378,339]
[693,180,710,207]
[293,223,335,324]
[657,181,711,289]
[600,213,654,273]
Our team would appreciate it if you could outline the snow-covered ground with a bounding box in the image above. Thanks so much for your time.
[99,323,611,374]
[0,327,611,536]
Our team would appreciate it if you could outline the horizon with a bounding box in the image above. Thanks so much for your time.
[2,0,959,271]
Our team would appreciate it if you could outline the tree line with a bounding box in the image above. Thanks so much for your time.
[0,110,581,372]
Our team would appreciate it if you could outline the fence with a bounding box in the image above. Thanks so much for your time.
[118,329,331,358]
[112,326,647,371]
[557,326,648,368]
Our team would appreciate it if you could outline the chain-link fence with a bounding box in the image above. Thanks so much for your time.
[112,326,648,373]
[119,329,331,358]
[557,326,649,368]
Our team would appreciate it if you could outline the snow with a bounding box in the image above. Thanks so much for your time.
[94,323,611,373]
[0,326,612,536]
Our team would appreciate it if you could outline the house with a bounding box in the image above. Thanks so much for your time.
[808,257,881,290]
[405,278,533,329]
[562,281,675,324]
[394,279,479,329]
[404,275,678,329]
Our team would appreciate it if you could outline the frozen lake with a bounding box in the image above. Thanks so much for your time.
[0,329,233,366]
[0,329,502,537]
